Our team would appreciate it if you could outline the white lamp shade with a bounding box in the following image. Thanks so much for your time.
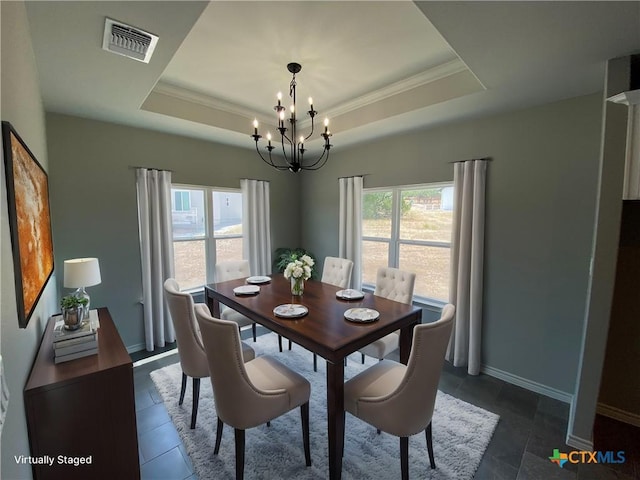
[64,258,102,288]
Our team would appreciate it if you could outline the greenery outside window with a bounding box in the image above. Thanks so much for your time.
[362,183,454,302]
[171,185,243,290]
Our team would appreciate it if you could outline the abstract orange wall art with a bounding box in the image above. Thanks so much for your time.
[2,122,54,328]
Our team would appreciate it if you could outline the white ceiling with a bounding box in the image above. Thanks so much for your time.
[23,1,640,151]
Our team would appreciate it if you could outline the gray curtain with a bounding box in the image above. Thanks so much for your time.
[136,168,175,351]
[447,159,487,375]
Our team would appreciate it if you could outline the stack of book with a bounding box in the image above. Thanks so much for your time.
[53,310,99,364]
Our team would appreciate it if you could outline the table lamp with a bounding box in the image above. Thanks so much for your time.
[63,258,101,319]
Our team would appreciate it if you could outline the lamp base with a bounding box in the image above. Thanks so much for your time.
[73,287,91,320]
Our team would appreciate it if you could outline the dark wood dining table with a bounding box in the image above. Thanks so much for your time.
[205,275,422,480]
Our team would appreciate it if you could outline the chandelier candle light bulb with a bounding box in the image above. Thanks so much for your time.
[251,62,333,172]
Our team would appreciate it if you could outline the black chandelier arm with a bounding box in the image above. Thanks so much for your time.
[254,141,288,170]
[303,115,316,141]
[304,147,331,170]
[280,137,293,166]
[279,129,293,145]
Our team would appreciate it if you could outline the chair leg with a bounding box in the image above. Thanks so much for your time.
[361,353,365,364]
[214,418,224,455]
[278,335,283,352]
[426,422,436,469]
[252,323,257,342]
[288,339,292,350]
[179,373,187,405]
[400,436,409,480]
[190,378,201,429]
[301,402,311,466]
[313,354,317,372]
[235,428,245,480]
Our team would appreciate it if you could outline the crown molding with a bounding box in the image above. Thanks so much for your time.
[151,58,470,126]
[608,89,640,106]
[151,82,265,121]
[325,58,469,118]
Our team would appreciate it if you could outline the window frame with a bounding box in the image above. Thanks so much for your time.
[171,184,243,290]
[361,181,453,304]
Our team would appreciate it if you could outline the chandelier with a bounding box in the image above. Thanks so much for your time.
[251,62,332,172]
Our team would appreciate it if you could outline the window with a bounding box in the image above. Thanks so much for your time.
[171,185,243,290]
[173,190,191,212]
[362,183,454,302]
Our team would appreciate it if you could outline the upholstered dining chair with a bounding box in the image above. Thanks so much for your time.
[357,267,416,363]
[321,256,354,289]
[344,304,455,480]
[310,256,355,371]
[163,278,255,429]
[215,260,257,342]
[193,304,312,480]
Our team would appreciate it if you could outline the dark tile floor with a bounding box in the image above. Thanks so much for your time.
[131,329,638,480]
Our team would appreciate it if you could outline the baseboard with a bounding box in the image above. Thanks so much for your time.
[132,349,178,367]
[127,342,146,354]
[597,402,640,427]
[566,433,593,451]
[481,364,573,404]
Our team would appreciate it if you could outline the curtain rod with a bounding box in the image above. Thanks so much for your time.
[337,173,369,179]
[129,165,174,172]
[448,157,492,164]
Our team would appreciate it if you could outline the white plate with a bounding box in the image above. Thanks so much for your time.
[246,276,271,284]
[336,289,365,300]
[273,304,308,318]
[344,308,380,323]
[233,285,260,295]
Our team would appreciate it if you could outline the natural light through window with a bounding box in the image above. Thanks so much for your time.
[361,183,453,302]
[171,186,243,290]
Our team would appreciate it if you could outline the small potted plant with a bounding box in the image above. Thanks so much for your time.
[60,295,88,330]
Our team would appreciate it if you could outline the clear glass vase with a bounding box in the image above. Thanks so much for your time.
[291,277,304,296]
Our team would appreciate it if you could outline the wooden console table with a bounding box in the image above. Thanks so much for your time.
[24,307,140,480]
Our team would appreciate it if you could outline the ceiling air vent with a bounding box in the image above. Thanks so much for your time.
[102,18,158,64]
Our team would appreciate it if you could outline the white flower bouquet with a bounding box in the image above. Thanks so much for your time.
[284,255,314,295]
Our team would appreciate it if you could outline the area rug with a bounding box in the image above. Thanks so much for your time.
[150,333,499,479]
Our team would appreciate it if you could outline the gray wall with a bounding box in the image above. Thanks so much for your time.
[0,2,59,478]
[46,114,300,351]
[301,93,603,396]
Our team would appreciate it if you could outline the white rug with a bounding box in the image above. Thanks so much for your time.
[150,333,499,479]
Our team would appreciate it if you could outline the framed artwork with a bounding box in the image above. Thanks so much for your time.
[2,121,54,328]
